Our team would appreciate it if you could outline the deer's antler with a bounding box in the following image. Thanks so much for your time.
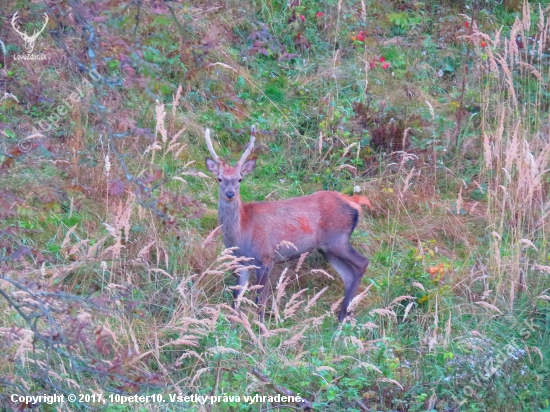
[236,125,256,167]
[204,128,220,163]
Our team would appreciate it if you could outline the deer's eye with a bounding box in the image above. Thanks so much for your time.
[238,179,242,182]
[218,178,222,182]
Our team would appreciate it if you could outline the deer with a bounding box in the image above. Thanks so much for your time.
[204,126,371,322]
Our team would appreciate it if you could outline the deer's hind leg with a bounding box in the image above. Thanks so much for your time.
[321,243,369,322]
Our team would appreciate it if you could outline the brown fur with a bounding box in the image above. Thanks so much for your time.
[237,191,368,262]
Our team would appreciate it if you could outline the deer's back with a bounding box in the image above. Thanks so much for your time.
[238,191,360,263]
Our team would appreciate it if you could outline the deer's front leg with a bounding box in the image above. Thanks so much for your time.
[233,269,251,310]
[255,262,274,323]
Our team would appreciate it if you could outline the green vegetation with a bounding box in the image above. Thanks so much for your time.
[0,0,549,411]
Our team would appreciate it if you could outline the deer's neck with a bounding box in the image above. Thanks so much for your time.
[218,196,242,247]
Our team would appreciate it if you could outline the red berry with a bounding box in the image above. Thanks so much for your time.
[300,15,305,21]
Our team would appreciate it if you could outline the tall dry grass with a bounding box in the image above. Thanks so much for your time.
[468,4,550,309]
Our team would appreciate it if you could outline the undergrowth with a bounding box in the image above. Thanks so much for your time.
[0,0,549,411]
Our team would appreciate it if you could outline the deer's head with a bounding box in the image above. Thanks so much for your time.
[11,11,49,54]
[205,127,256,202]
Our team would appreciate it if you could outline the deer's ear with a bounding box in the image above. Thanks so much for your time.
[240,158,256,176]
[205,158,219,174]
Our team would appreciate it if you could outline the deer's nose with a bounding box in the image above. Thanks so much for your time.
[225,191,235,199]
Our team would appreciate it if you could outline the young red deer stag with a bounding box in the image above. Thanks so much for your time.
[205,127,371,322]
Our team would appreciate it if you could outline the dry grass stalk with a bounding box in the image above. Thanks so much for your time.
[283,288,308,320]
[509,20,520,70]
[102,194,135,259]
[525,346,543,364]
[174,350,203,367]
[376,377,404,390]
[207,346,240,356]
[275,267,290,306]
[483,133,493,169]
[164,128,187,157]
[148,268,173,280]
[361,322,379,332]
[456,184,463,215]
[388,295,415,307]
[517,61,544,82]
[504,123,521,175]
[305,286,329,313]
[475,301,502,314]
[137,240,156,262]
[539,4,550,57]
[336,164,357,176]
[201,225,222,248]
[310,268,335,280]
[533,264,550,274]
[400,167,416,199]
[340,142,358,160]
[277,240,299,252]
[425,100,435,121]
[330,297,344,314]
[444,314,452,350]
[231,282,250,311]
[163,335,201,348]
[281,325,308,347]
[0,327,34,367]
[369,308,397,320]
[299,314,327,328]
[402,302,415,322]
[316,365,337,374]
[61,224,79,249]
[190,367,210,385]
[411,281,425,291]
[344,335,364,349]
[519,238,538,250]
[198,250,257,284]
[226,312,264,350]
[253,321,290,338]
[68,239,90,259]
[172,83,183,122]
[358,362,382,374]
[347,283,373,314]
[155,101,168,143]
[401,127,411,163]
[522,0,531,32]
[295,252,309,272]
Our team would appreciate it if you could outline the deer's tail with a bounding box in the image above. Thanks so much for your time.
[339,194,373,212]
[349,195,372,210]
